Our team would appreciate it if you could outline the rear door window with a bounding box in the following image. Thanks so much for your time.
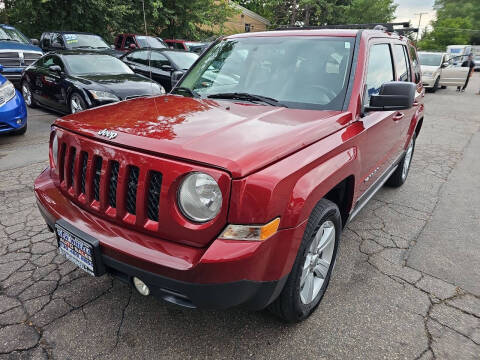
[365,43,394,105]
[126,50,149,65]
[393,44,410,82]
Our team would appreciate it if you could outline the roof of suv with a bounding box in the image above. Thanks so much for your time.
[46,31,98,35]
[228,29,405,40]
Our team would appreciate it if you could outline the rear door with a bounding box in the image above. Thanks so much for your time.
[439,55,470,87]
[360,42,402,191]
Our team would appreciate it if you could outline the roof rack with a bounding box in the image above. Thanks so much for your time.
[276,22,418,35]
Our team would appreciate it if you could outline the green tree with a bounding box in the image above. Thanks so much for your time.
[418,17,473,51]
[340,0,397,24]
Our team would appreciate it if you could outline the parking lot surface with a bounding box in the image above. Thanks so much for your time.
[1,76,480,359]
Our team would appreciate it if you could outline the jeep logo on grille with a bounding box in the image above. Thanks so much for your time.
[97,129,118,140]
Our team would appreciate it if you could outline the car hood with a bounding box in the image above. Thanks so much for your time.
[74,73,160,99]
[55,95,351,178]
[0,41,42,53]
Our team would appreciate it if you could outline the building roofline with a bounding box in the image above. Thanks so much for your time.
[231,3,271,26]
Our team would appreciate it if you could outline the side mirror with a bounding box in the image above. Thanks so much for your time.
[49,65,62,73]
[160,64,173,72]
[31,38,39,45]
[171,70,185,88]
[441,62,449,68]
[366,81,416,111]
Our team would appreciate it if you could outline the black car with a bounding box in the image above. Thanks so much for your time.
[121,49,198,91]
[40,31,123,58]
[21,51,164,114]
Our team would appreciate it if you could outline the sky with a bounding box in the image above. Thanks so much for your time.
[394,0,436,31]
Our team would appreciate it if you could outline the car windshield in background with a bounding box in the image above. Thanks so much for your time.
[65,34,110,49]
[166,51,199,70]
[419,53,443,67]
[64,54,133,75]
[136,36,166,48]
[0,26,30,44]
[179,36,355,110]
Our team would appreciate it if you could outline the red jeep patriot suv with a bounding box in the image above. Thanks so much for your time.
[34,28,424,322]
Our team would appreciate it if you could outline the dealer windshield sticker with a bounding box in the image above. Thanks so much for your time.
[64,34,77,41]
[345,42,350,49]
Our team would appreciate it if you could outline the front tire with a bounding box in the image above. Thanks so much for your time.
[70,92,87,114]
[386,134,416,187]
[269,199,341,322]
[21,81,36,108]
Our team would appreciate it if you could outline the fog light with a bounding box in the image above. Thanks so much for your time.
[16,118,22,125]
[133,277,150,296]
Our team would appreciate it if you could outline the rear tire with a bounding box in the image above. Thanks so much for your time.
[268,199,341,323]
[386,134,416,187]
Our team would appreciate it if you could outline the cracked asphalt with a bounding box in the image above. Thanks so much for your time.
[1,75,480,359]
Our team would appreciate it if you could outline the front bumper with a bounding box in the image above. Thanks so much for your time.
[0,90,27,134]
[422,76,437,88]
[35,168,305,310]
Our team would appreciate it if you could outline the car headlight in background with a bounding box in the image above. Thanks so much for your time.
[51,131,58,167]
[422,71,434,77]
[178,172,222,223]
[0,80,16,107]
[88,90,120,102]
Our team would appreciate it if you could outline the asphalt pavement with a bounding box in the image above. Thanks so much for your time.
[1,75,479,359]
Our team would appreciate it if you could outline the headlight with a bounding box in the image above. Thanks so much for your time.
[88,90,119,101]
[178,172,222,223]
[51,131,58,167]
[422,71,434,77]
[0,80,16,107]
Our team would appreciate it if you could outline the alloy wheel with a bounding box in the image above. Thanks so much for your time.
[22,84,32,106]
[300,220,336,304]
[70,95,84,114]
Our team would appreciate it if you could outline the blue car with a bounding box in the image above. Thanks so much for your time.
[0,64,27,135]
[0,24,43,86]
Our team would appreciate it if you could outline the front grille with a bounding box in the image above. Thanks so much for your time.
[108,161,119,208]
[58,136,166,230]
[0,51,42,67]
[80,152,88,194]
[68,147,76,188]
[126,166,139,215]
[93,157,102,201]
[147,171,162,221]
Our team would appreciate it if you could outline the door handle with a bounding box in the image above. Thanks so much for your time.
[393,112,405,121]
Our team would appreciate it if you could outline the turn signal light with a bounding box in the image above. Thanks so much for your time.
[220,218,280,241]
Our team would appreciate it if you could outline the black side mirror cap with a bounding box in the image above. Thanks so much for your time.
[31,38,39,46]
[171,70,185,88]
[49,65,62,73]
[161,64,173,72]
[366,81,416,111]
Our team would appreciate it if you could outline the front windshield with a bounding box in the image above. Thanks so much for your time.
[136,36,166,48]
[166,51,198,70]
[179,36,355,110]
[65,34,110,49]
[418,53,443,67]
[0,26,30,44]
[64,54,133,75]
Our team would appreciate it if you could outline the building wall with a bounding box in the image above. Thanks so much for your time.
[224,12,268,34]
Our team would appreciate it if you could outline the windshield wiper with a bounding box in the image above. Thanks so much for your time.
[0,38,19,42]
[76,45,95,49]
[207,92,288,107]
[171,87,200,98]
